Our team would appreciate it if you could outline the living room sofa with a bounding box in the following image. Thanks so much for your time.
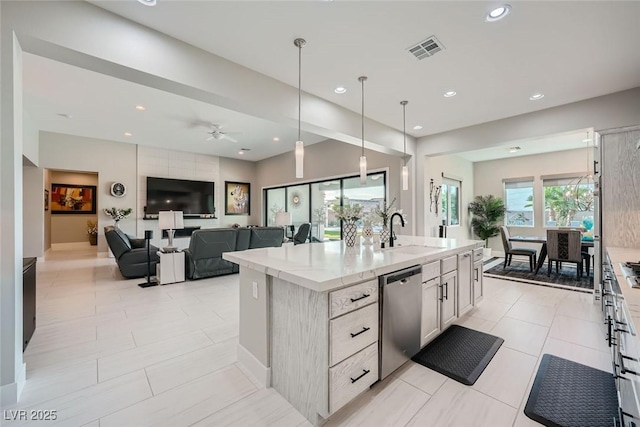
[184,227,284,280]
[104,226,160,279]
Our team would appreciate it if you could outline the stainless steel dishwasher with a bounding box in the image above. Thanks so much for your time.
[379,265,423,379]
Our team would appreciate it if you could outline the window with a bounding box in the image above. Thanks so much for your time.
[504,179,534,226]
[264,171,387,241]
[441,177,460,226]
[542,176,594,227]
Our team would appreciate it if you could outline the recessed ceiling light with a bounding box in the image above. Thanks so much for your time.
[273,137,280,142]
[238,150,244,155]
[124,132,132,137]
[508,146,521,153]
[137,0,157,6]
[413,125,423,130]
[444,91,457,98]
[529,93,545,101]
[486,4,511,22]
[56,113,73,119]
[334,86,347,94]
[135,105,146,111]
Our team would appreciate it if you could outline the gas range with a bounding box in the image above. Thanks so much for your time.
[620,261,640,289]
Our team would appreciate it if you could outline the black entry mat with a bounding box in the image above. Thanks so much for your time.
[411,325,503,385]
[524,354,619,427]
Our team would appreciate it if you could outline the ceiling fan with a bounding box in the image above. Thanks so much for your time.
[205,124,241,143]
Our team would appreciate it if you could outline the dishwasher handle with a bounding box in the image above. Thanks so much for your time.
[383,266,421,285]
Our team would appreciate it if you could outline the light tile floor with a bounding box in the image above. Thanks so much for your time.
[2,249,610,426]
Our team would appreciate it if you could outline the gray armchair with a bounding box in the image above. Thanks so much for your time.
[104,226,159,279]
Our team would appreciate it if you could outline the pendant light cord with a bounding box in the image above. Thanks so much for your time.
[298,44,302,142]
[361,78,365,157]
[403,102,407,164]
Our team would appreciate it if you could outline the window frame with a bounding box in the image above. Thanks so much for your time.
[441,176,461,227]
[503,178,535,228]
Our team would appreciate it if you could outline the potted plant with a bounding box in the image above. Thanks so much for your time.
[104,207,132,228]
[468,195,506,257]
[87,220,98,246]
[373,197,396,244]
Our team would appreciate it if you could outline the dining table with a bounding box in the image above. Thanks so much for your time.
[509,235,595,274]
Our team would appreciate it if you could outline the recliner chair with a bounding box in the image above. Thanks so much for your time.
[104,226,160,279]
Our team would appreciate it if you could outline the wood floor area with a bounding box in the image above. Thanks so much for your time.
[2,249,609,426]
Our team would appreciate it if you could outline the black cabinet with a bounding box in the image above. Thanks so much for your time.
[22,257,36,351]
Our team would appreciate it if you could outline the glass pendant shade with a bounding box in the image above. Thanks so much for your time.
[295,140,304,178]
[402,165,409,191]
[360,156,367,184]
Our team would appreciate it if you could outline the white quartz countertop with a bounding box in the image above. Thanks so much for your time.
[607,246,640,333]
[223,235,484,292]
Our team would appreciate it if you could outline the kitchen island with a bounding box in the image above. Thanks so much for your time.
[223,236,484,425]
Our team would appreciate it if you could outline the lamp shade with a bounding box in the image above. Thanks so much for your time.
[275,211,292,226]
[158,211,184,230]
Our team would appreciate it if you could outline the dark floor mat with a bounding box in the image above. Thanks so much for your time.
[411,325,503,385]
[524,354,619,427]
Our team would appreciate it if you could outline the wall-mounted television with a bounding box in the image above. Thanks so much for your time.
[146,177,215,217]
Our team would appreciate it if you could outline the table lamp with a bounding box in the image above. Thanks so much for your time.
[158,210,184,252]
[275,211,293,240]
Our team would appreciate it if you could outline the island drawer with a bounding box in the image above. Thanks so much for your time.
[473,248,483,262]
[422,261,440,282]
[329,303,378,366]
[328,342,378,414]
[329,279,378,319]
[441,255,457,274]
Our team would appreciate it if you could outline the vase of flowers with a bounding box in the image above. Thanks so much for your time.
[104,207,132,228]
[374,198,396,248]
[333,204,362,247]
[87,220,98,245]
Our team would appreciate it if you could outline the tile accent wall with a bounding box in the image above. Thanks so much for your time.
[137,146,221,250]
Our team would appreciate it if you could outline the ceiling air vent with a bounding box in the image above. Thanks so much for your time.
[407,36,444,60]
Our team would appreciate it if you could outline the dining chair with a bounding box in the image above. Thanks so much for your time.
[499,226,537,272]
[293,223,311,245]
[546,229,583,279]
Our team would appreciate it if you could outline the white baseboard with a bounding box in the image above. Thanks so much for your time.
[0,363,25,408]
[237,344,271,388]
[51,242,92,251]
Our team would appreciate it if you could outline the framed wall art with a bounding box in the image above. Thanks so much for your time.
[224,181,250,215]
[50,183,97,214]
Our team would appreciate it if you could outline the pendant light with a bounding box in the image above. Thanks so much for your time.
[294,38,306,179]
[400,100,409,191]
[359,76,368,185]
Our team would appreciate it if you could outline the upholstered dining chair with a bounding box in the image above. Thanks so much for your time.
[546,229,583,279]
[293,223,311,245]
[499,226,537,272]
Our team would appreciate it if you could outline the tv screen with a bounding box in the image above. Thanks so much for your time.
[146,177,214,217]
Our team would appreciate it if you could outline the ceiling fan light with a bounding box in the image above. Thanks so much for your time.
[295,140,304,178]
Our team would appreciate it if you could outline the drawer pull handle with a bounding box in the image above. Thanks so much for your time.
[350,294,370,303]
[350,369,370,383]
[350,327,370,338]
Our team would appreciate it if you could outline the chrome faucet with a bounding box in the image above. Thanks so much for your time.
[389,212,405,248]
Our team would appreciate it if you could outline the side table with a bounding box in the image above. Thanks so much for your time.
[156,251,185,285]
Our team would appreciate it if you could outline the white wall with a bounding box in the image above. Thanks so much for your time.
[39,132,137,253]
[49,170,98,246]
[256,139,412,231]
[423,154,475,241]
[22,163,44,258]
[474,148,590,253]
[415,88,640,237]
[22,110,38,165]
